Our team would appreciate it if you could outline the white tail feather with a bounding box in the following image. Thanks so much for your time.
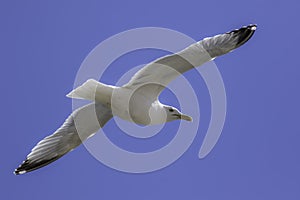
[66,79,114,104]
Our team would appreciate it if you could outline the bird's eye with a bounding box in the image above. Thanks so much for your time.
[169,108,174,112]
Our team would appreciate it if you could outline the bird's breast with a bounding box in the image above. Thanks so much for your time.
[110,88,163,125]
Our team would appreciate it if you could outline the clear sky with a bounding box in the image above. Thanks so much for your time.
[1,0,299,199]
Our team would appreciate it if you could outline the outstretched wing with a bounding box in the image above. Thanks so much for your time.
[123,25,256,99]
[14,103,112,175]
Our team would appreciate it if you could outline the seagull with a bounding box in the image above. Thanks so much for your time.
[15,24,256,175]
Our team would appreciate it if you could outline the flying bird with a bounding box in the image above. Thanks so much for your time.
[15,24,257,175]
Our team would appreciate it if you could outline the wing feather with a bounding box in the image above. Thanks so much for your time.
[14,103,112,175]
[123,25,256,98]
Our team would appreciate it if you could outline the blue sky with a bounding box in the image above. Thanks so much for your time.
[1,0,300,199]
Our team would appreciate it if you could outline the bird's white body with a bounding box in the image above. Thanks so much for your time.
[67,79,168,125]
[111,92,167,125]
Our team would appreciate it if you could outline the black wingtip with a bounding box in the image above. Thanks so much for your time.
[228,24,257,34]
[14,159,30,175]
[14,156,63,175]
[229,24,257,48]
[14,170,25,175]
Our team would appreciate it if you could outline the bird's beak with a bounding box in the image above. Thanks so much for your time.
[180,114,193,122]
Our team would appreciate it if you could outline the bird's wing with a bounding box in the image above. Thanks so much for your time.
[14,103,112,175]
[123,25,256,99]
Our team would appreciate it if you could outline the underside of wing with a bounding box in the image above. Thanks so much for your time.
[14,103,112,175]
[123,24,256,98]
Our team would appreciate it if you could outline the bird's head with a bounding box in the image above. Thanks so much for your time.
[164,106,193,122]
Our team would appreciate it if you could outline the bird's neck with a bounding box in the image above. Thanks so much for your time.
[148,101,167,125]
